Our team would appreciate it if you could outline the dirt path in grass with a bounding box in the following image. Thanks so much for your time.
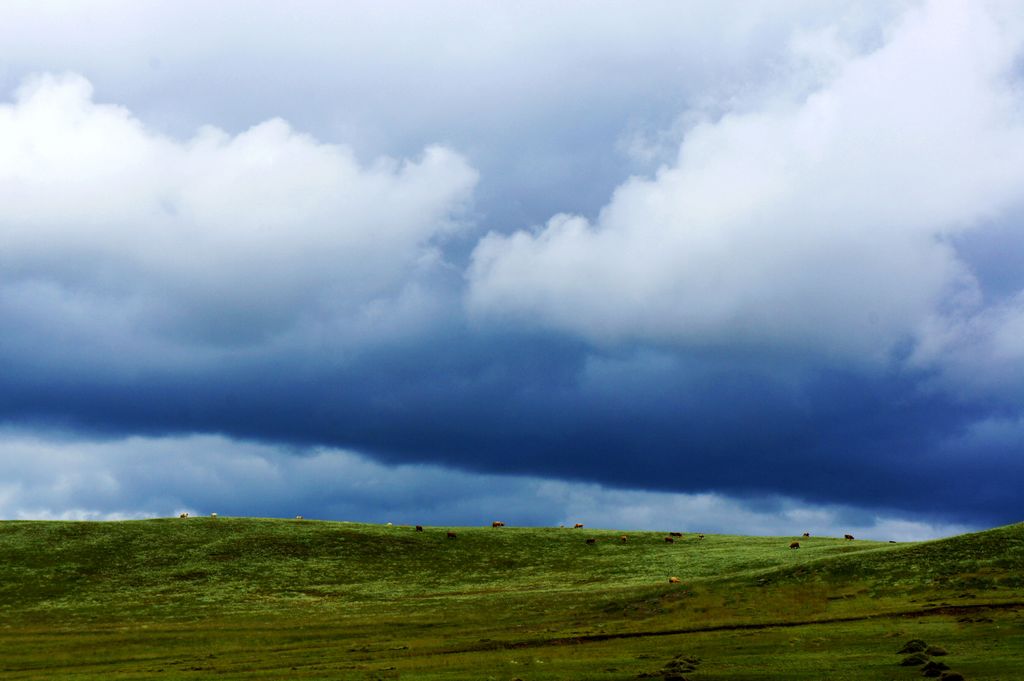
[447,601,1024,654]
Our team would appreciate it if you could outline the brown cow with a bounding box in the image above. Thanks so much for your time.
[669,532,683,537]
[789,541,800,549]
[620,535,628,542]
[415,525,423,532]
[573,523,584,529]
[664,537,675,543]
[585,538,597,545]
[668,576,681,584]
[802,532,810,538]
[491,521,505,528]
[446,531,457,539]
[844,534,855,541]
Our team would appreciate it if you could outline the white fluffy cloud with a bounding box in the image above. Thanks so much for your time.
[467,1,1024,365]
[0,73,477,347]
[0,2,912,248]
[0,429,970,541]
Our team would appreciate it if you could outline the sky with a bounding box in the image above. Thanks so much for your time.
[1,0,1022,540]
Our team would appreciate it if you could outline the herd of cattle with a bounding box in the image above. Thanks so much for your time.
[173,514,865,584]
[379,519,853,550]
[174,513,858,552]
[176,512,856,544]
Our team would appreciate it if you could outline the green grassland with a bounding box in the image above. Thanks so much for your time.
[1,518,1022,680]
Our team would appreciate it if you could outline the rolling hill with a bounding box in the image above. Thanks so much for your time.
[1,518,1021,679]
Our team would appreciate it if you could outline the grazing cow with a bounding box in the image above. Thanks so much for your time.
[802,532,810,538]
[668,576,681,584]
[889,540,897,543]
[179,512,189,519]
[415,525,424,532]
[446,531,457,539]
[620,535,628,542]
[585,538,597,545]
[789,541,800,549]
[664,537,675,543]
[295,515,304,520]
[492,521,505,528]
[210,513,217,519]
[698,533,705,540]
[844,534,855,541]
[669,532,683,537]
[573,523,584,529]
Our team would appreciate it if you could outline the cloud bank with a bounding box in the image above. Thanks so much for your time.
[468,2,1024,370]
[0,73,476,351]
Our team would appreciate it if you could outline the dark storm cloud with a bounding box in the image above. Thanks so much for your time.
[2,326,1019,527]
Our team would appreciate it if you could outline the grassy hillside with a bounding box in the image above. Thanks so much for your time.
[1,518,1022,680]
